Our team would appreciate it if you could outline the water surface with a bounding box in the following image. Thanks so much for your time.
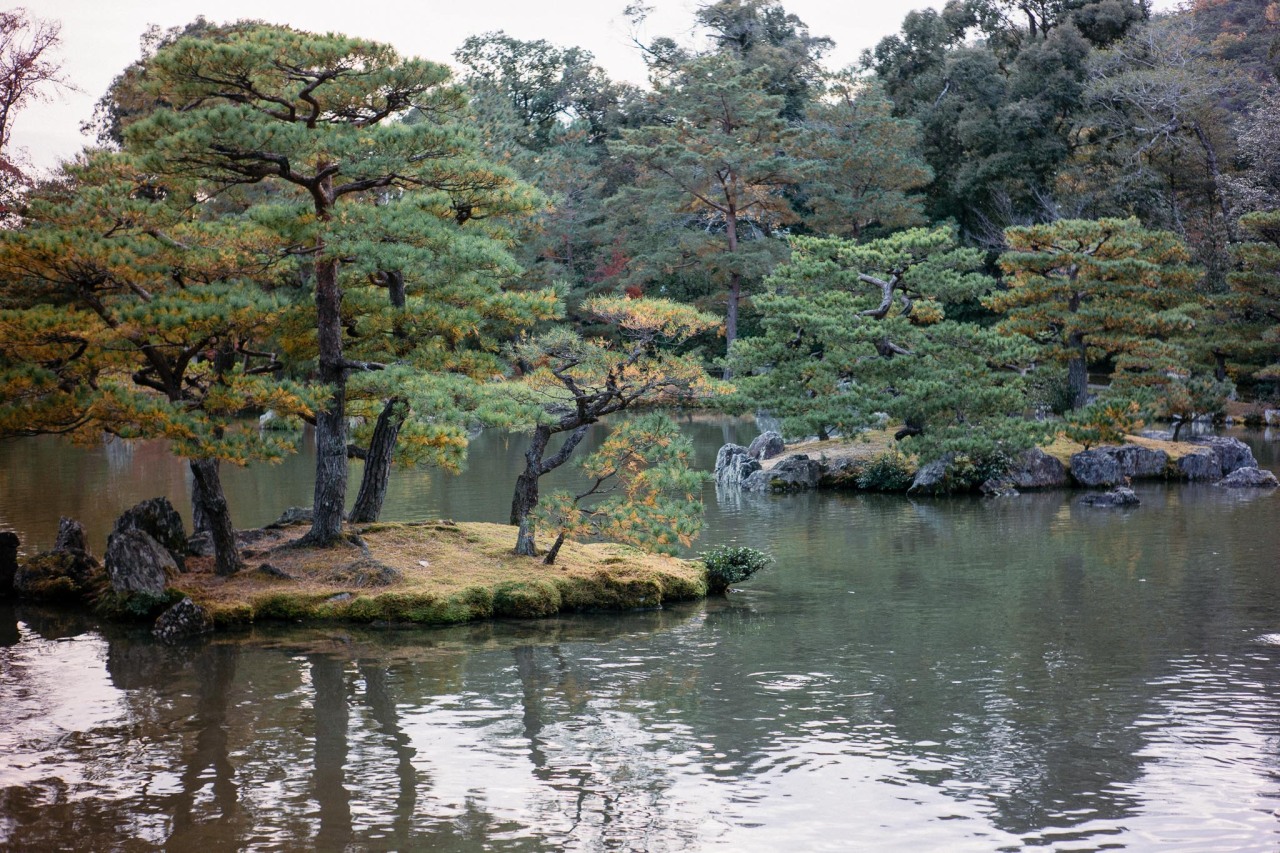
[2,422,1279,850]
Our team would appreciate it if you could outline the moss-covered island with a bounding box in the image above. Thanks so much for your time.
[172,520,707,629]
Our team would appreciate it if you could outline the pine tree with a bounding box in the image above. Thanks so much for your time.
[730,226,1042,464]
[608,54,799,355]
[498,296,718,557]
[987,217,1200,409]
[533,413,706,566]
[128,24,547,544]
[0,151,314,575]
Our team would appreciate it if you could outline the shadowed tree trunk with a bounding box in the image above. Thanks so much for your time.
[190,458,243,576]
[1067,332,1089,409]
[349,396,409,524]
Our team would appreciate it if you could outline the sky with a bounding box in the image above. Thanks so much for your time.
[17,0,1180,173]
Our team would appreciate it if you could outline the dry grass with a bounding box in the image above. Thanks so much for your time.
[176,520,706,628]
[761,429,900,470]
[1040,432,1214,466]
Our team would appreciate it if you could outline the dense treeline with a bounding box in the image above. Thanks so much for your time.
[0,0,1277,565]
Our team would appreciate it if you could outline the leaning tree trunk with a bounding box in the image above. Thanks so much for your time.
[190,458,244,576]
[349,396,409,524]
[306,255,349,545]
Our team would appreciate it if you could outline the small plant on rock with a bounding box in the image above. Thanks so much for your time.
[701,546,772,594]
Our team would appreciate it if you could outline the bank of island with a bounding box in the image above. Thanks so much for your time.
[0,509,724,639]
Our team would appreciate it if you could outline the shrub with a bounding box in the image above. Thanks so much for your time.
[855,449,914,492]
[702,546,772,594]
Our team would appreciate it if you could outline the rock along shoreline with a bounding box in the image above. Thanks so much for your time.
[715,430,1279,498]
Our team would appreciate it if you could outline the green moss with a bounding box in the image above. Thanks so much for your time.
[94,588,183,621]
[493,580,562,618]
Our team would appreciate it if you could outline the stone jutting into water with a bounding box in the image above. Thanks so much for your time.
[1006,448,1070,490]
[104,529,178,597]
[742,454,824,493]
[1069,446,1169,487]
[908,454,956,496]
[1190,436,1257,475]
[714,444,762,488]
[152,597,213,642]
[54,517,88,552]
[1217,467,1280,488]
[111,498,187,571]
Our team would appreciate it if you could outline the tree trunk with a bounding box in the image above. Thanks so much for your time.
[543,532,567,566]
[189,458,243,576]
[306,255,348,545]
[724,208,740,376]
[349,396,408,524]
[511,425,551,557]
[1212,349,1228,383]
[1066,332,1089,409]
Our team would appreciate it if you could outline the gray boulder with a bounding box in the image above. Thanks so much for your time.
[980,478,1020,498]
[1070,449,1121,487]
[1189,436,1256,475]
[1177,451,1222,481]
[746,431,786,461]
[104,529,178,597]
[1070,445,1168,487]
[1265,409,1280,427]
[54,517,88,553]
[743,454,823,492]
[714,444,762,487]
[1217,467,1279,488]
[113,497,187,570]
[267,506,314,528]
[153,597,213,642]
[0,531,18,597]
[1005,448,1068,490]
[908,454,955,496]
[1079,487,1141,508]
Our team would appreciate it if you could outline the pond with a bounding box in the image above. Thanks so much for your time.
[2,420,1280,851]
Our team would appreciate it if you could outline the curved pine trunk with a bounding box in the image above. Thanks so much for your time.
[511,426,550,556]
[349,396,408,524]
[189,458,243,576]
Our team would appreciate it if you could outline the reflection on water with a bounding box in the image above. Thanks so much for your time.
[1,422,1280,850]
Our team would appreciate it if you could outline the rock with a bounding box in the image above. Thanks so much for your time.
[1070,445,1168,487]
[1177,451,1221,481]
[1217,467,1280,488]
[13,549,105,602]
[714,444,762,487]
[746,431,786,461]
[112,497,186,570]
[908,454,955,496]
[1189,436,1257,475]
[1265,409,1280,427]
[1079,487,1141,508]
[819,457,862,489]
[104,529,178,597]
[257,562,296,580]
[54,517,88,553]
[268,506,314,528]
[1005,448,1068,490]
[742,454,823,493]
[153,598,213,642]
[0,531,19,597]
[980,478,1020,498]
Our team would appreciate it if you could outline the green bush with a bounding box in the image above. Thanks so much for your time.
[702,546,772,594]
[855,449,914,492]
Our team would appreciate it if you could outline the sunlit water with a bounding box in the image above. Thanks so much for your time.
[2,420,1280,851]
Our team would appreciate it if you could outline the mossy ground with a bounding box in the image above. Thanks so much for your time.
[1039,433,1213,468]
[174,521,706,629]
[761,430,899,470]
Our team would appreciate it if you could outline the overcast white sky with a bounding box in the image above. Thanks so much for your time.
[18,0,1180,172]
